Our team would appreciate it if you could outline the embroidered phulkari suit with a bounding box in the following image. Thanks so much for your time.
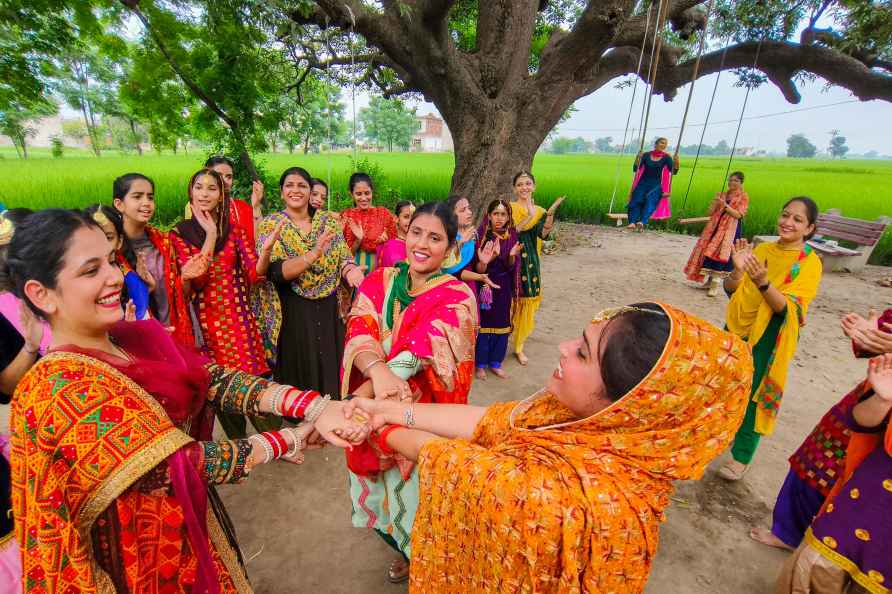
[409,304,752,593]
[342,264,477,556]
[510,201,549,355]
[341,206,397,273]
[684,188,749,282]
[726,242,822,464]
[9,320,286,594]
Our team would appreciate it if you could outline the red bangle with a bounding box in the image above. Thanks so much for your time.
[261,432,287,459]
[285,390,321,419]
[377,424,403,456]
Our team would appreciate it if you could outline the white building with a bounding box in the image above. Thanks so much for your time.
[412,113,454,152]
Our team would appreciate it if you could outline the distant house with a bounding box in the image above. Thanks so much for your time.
[412,113,453,152]
[0,114,91,149]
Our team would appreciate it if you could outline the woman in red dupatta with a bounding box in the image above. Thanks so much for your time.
[684,171,749,296]
[341,202,477,584]
[5,209,367,594]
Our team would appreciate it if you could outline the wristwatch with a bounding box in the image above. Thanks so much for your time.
[758,282,771,292]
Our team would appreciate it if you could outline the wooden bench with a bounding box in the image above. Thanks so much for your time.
[754,209,890,273]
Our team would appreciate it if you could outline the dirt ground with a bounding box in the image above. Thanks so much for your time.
[217,223,892,593]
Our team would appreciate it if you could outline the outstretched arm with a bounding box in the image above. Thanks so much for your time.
[345,397,488,441]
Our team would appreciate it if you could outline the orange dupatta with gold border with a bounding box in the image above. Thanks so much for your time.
[410,303,753,593]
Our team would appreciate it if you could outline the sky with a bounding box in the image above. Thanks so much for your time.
[391,74,890,156]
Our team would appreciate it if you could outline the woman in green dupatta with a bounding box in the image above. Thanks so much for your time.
[719,196,823,481]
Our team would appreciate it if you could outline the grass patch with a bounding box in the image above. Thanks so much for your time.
[2,150,891,265]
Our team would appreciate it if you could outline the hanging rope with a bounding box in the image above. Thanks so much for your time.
[678,40,729,214]
[345,6,358,165]
[637,0,670,153]
[672,0,716,163]
[636,0,667,151]
[721,38,764,192]
[606,2,655,215]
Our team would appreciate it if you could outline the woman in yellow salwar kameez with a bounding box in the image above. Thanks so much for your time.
[719,197,823,481]
[344,301,753,593]
[3,209,366,593]
[509,171,563,365]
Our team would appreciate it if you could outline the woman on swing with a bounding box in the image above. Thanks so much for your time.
[628,137,678,231]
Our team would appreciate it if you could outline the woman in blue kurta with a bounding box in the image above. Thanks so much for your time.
[628,137,678,230]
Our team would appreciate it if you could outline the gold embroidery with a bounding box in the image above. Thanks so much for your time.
[868,570,885,584]
[823,536,838,549]
[883,479,892,492]
[855,528,871,542]
[207,508,254,593]
[850,488,860,499]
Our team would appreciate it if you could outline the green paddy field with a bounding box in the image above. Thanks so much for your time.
[2,148,890,265]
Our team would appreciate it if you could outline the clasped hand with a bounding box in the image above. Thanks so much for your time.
[731,239,768,286]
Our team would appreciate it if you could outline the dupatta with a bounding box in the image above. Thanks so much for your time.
[683,188,750,282]
[145,225,194,347]
[341,265,478,477]
[9,321,247,594]
[726,242,822,435]
[410,304,753,593]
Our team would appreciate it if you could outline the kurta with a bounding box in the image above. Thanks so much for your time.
[342,206,396,273]
[684,188,750,282]
[375,238,407,268]
[171,226,268,377]
[628,151,675,225]
[9,320,282,594]
[510,201,548,354]
[341,265,478,556]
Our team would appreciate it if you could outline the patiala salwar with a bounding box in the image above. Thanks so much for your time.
[410,304,753,593]
[475,226,520,369]
[342,264,477,557]
[726,242,822,462]
[510,202,549,355]
[776,396,892,594]
[684,189,749,282]
[628,151,675,225]
[342,207,396,275]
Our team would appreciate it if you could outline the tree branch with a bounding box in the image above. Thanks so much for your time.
[654,40,892,103]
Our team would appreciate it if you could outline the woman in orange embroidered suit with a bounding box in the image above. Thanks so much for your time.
[342,202,477,584]
[345,302,753,593]
[683,171,749,296]
[4,209,366,594]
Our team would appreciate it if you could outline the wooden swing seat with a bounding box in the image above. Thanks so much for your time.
[678,216,710,224]
[606,212,629,226]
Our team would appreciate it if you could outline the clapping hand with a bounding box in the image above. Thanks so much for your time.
[135,251,156,292]
[251,180,265,209]
[261,219,286,255]
[181,253,210,281]
[344,264,366,289]
[867,354,892,403]
[377,230,389,244]
[843,310,892,355]
[347,218,364,242]
[730,239,752,272]
[742,252,768,286]
[123,300,137,322]
[478,239,499,265]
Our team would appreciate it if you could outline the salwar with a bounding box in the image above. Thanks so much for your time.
[512,295,541,354]
[375,529,408,562]
[355,250,377,273]
[475,331,510,369]
[627,183,662,225]
[775,543,871,594]
[772,469,826,548]
[730,313,785,464]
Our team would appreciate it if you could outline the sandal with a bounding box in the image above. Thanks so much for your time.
[718,460,749,481]
[388,558,410,584]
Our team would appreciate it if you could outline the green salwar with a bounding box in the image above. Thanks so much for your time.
[730,312,786,464]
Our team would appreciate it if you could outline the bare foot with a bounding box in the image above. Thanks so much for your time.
[627,223,636,230]
[515,351,529,366]
[491,367,507,379]
[475,368,487,381]
[749,527,794,551]
[388,557,409,583]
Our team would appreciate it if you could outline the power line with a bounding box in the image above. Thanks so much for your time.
[558,99,861,134]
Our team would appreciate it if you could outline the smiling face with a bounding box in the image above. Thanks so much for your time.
[210,163,234,196]
[24,225,124,337]
[513,174,535,201]
[282,174,312,212]
[777,200,815,245]
[95,219,123,252]
[489,203,510,231]
[452,198,473,228]
[113,179,155,227]
[547,321,613,417]
[654,138,669,152]
[397,204,415,237]
[351,182,373,209]
[727,175,743,191]
[405,213,451,275]
[309,183,328,210]
[190,174,222,215]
